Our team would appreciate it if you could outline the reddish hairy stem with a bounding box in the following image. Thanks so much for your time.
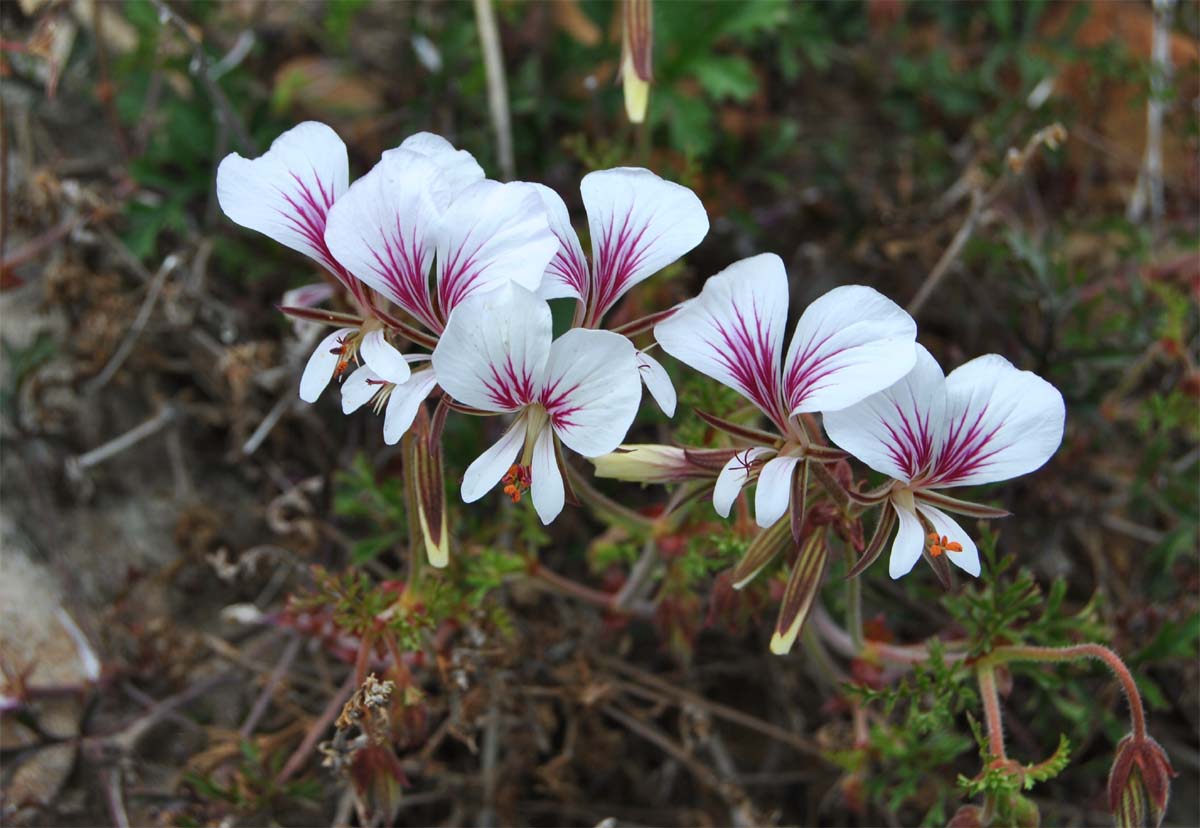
[984,643,1146,740]
[976,663,1008,761]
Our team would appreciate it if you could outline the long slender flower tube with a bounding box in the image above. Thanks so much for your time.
[654,252,919,528]
[822,345,1065,579]
[532,167,709,416]
[431,284,641,524]
[323,141,558,441]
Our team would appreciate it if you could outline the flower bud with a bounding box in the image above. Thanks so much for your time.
[946,804,983,828]
[621,0,653,123]
[592,444,731,484]
[1108,735,1175,828]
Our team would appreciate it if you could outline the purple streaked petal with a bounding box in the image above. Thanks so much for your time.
[529,183,590,302]
[581,167,708,321]
[654,253,789,430]
[434,180,558,317]
[324,149,443,329]
[432,284,552,413]
[540,328,641,458]
[822,344,946,484]
[782,285,917,416]
[927,355,1065,488]
[217,122,352,286]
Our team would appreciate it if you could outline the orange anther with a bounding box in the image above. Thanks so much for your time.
[945,541,963,553]
[930,544,944,557]
[927,532,940,543]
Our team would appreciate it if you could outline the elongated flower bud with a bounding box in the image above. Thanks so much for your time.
[621,0,653,123]
[1108,735,1175,828]
[592,444,732,484]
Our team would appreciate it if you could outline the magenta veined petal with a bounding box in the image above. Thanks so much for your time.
[581,167,708,322]
[654,253,789,430]
[434,181,558,318]
[432,284,553,413]
[822,344,947,484]
[323,149,443,330]
[782,284,917,416]
[217,121,350,283]
[926,354,1065,488]
[539,328,642,458]
[529,183,590,302]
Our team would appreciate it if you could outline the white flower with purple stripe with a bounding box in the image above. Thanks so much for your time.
[823,345,1065,579]
[432,284,641,524]
[654,252,919,527]
[532,168,709,415]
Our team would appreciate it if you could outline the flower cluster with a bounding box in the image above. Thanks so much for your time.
[218,123,1065,599]
[217,122,705,537]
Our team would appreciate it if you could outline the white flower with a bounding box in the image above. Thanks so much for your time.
[654,252,919,527]
[320,135,559,437]
[431,284,641,524]
[823,345,1066,579]
[339,330,438,445]
[325,140,556,334]
[532,167,709,414]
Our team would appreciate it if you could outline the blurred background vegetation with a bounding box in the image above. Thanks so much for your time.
[1,1,1197,826]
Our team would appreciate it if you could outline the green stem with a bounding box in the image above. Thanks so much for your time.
[976,663,1008,761]
[982,643,1146,740]
[844,545,864,652]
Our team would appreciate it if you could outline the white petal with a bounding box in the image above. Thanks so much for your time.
[654,253,788,428]
[217,122,348,275]
[383,369,439,445]
[529,183,589,301]
[581,167,709,320]
[360,329,411,384]
[323,150,443,329]
[822,345,947,484]
[928,355,1065,487]
[299,327,355,403]
[435,180,559,315]
[281,282,335,309]
[392,132,484,203]
[888,501,925,579]
[530,425,565,524]
[783,285,917,416]
[915,503,981,577]
[432,284,552,412]
[342,365,381,414]
[461,419,528,503]
[754,455,802,528]
[540,329,641,458]
[636,351,676,417]
[713,446,774,518]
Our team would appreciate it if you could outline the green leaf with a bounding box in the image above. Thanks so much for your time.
[692,55,758,103]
